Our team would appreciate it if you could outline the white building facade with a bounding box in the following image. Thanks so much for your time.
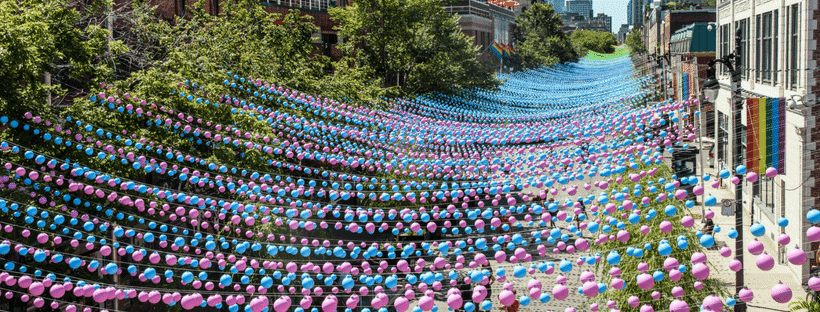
[713,0,819,283]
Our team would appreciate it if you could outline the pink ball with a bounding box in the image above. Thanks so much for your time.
[766,167,778,178]
[611,278,625,290]
[669,299,689,312]
[747,239,765,255]
[627,296,640,307]
[322,296,338,312]
[746,172,758,182]
[663,257,679,271]
[447,294,463,310]
[808,226,820,242]
[637,262,649,272]
[640,305,655,312]
[499,290,516,306]
[674,189,687,200]
[681,215,694,228]
[616,230,630,242]
[719,246,732,257]
[552,284,569,300]
[787,247,807,265]
[690,252,707,264]
[728,259,743,272]
[669,270,682,281]
[578,271,594,283]
[582,281,599,297]
[778,233,791,245]
[756,252,775,271]
[394,297,410,312]
[659,221,673,233]
[702,295,723,311]
[738,288,754,302]
[809,276,820,291]
[691,263,710,280]
[636,273,654,290]
[671,286,684,298]
[771,283,792,303]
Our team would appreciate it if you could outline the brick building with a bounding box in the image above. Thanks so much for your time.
[660,9,715,55]
[443,0,517,63]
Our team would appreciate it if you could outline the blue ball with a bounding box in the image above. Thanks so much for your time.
[750,223,765,237]
[728,228,739,239]
[807,209,820,224]
[736,165,747,175]
[699,234,715,248]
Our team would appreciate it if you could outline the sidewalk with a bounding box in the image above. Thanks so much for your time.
[694,185,807,312]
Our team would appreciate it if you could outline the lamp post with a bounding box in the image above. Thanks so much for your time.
[702,26,744,312]
[653,50,671,100]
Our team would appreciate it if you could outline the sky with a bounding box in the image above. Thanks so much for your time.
[592,0,631,34]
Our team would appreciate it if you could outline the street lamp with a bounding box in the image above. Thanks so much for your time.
[703,26,745,312]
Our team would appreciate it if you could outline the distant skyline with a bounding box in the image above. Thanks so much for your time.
[591,0,630,33]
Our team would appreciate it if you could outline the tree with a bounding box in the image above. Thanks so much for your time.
[570,30,618,56]
[513,3,578,69]
[588,164,728,312]
[625,28,647,54]
[0,0,117,118]
[329,0,499,95]
[128,0,385,104]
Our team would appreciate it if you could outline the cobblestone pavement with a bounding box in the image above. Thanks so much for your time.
[414,149,806,312]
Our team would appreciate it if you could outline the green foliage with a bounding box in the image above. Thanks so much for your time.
[130,0,385,104]
[512,3,578,70]
[0,0,116,118]
[589,164,728,312]
[570,30,618,56]
[789,296,820,312]
[329,0,499,95]
[625,29,647,54]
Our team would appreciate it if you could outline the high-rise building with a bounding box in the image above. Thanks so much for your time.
[627,1,633,26]
[544,0,565,13]
[617,24,630,42]
[566,0,592,19]
[593,13,612,33]
[629,0,644,26]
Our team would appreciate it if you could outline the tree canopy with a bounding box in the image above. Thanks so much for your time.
[0,0,119,117]
[329,0,499,95]
[512,3,578,70]
[625,28,647,54]
[570,29,618,56]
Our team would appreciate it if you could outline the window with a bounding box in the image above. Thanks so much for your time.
[735,19,750,79]
[720,25,729,75]
[757,11,777,84]
[787,4,800,90]
[756,14,761,83]
[763,177,776,214]
[773,11,779,85]
[718,112,729,163]
[706,110,715,139]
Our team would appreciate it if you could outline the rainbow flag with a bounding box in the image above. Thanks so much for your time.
[490,42,504,59]
[507,45,517,55]
[746,97,786,175]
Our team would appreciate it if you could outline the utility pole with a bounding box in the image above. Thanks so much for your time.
[703,26,743,312]
[695,79,705,219]
[730,26,744,312]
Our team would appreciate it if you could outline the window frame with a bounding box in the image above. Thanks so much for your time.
[787,4,800,90]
